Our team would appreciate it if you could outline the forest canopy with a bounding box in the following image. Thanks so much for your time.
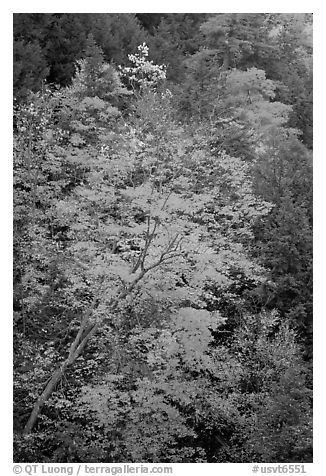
[13,13,313,463]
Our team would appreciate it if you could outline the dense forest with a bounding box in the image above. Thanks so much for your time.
[13,13,313,463]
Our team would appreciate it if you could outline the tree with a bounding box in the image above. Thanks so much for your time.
[199,14,271,70]
[13,39,49,101]
[13,13,148,98]
[13,13,52,73]
[147,14,207,83]
[87,14,147,67]
[263,14,313,147]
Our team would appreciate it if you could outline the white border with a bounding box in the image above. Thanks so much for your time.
[2,3,323,474]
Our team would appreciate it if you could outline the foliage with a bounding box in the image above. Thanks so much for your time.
[13,20,313,464]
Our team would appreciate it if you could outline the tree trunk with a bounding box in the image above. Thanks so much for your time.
[223,44,230,70]
[23,317,100,435]
[23,366,67,434]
